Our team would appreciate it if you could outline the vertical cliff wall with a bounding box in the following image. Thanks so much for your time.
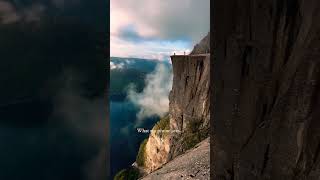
[168,54,210,159]
[138,54,210,174]
[213,0,320,179]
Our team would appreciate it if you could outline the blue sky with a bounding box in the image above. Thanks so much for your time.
[111,0,210,61]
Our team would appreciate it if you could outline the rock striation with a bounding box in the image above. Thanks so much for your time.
[168,53,210,159]
[212,1,320,179]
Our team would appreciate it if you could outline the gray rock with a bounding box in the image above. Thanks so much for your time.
[169,53,210,159]
[141,138,210,180]
[190,32,210,55]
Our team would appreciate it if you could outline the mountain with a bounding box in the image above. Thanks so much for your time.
[190,32,210,54]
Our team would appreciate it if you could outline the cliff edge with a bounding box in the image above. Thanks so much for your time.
[138,33,210,179]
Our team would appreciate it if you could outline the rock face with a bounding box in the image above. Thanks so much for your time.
[168,54,210,159]
[139,54,210,173]
[143,119,171,173]
[212,1,320,179]
[141,138,210,180]
[190,32,210,54]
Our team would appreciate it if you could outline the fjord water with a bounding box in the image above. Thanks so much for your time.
[109,58,161,177]
[110,100,159,178]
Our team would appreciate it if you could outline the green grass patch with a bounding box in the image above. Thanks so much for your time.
[182,118,208,151]
[153,115,170,131]
[136,138,148,167]
[114,167,140,180]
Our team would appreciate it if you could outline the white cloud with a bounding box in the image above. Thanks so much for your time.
[127,63,172,122]
[110,34,191,61]
[111,0,210,41]
[110,61,125,69]
[110,0,210,59]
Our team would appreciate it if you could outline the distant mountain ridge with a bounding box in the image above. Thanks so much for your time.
[190,32,210,54]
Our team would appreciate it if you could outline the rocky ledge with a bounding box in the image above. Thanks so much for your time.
[141,138,210,180]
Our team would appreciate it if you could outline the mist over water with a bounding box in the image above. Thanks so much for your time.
[110,59,172,178]
[128,64,173,122]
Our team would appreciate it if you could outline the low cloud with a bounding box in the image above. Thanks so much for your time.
[111,35,191,61]
[52,68,106,143]
[127,63,172,122]
[51,68,108,178]
[110,61,125,69]
[111,0,210,42]
[110,0,209,59]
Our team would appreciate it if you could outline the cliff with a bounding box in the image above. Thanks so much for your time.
[114,33,210,179]
[135,34,210,179]
[212,1,320,179]
[168,53,210,159]
[135,54,210,175]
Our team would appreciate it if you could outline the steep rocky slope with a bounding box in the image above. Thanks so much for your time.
[141,138,210,180]
[190,32,210,54]
[212,1,320,179]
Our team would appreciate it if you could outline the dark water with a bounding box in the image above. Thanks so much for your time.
[110,100,159,178]
[0,96,107,180]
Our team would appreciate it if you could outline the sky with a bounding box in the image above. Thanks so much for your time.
[110,0,210,61]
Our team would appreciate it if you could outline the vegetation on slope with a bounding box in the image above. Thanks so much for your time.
[153,115,170,131]
[136,138,148,167]
[182,118,208,151]
[114,167,140,180]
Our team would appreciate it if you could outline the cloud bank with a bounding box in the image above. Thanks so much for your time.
[52,68,108,179]
[111,0,210,60]
[111,0,210,41]
[127,63,172,121]
[110,61,125,70]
